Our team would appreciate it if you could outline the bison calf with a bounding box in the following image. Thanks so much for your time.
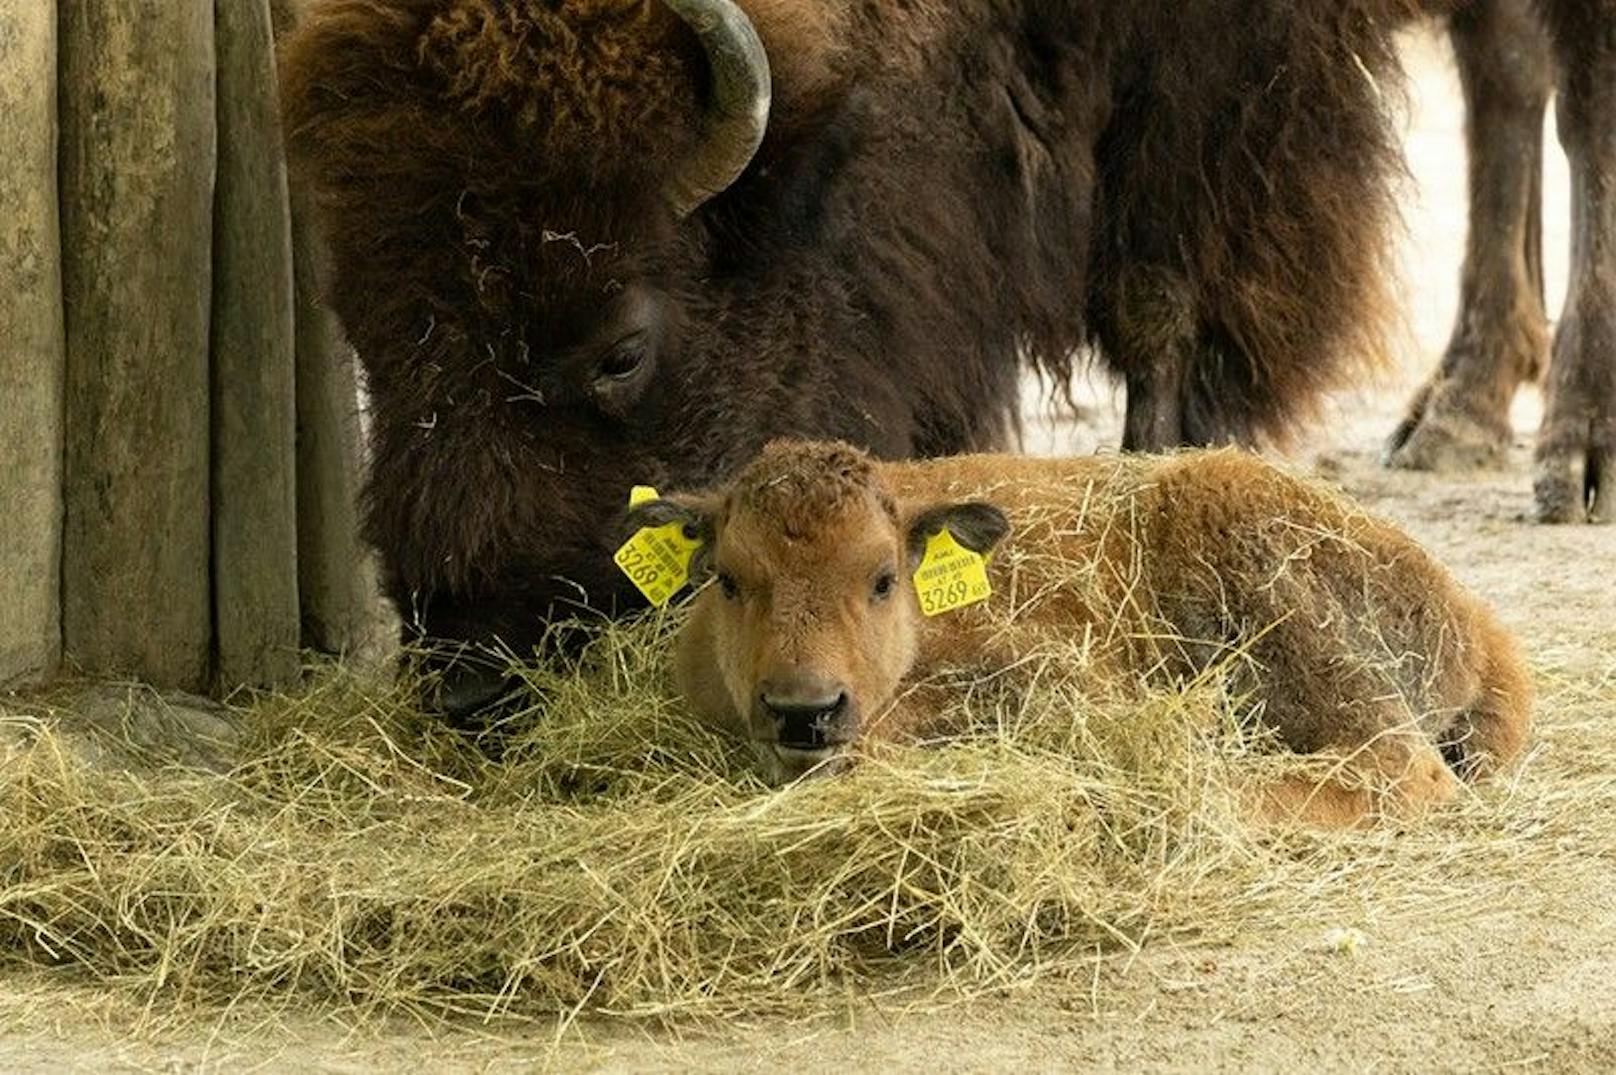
[628,441,1532,827]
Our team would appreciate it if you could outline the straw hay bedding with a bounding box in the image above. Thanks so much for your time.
[0,602,1589,1029]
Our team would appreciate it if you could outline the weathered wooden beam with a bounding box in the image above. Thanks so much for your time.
[0,3,65,687]
[211,0,301,687]
[289,206,385,657]
[59,2,217,690]
[270,0,387,657]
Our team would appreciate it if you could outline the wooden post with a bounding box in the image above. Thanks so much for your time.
[211,0,301,687]
[271,0,388,657]
[59,2,217,690]
[0,3,65,687]
[288,208,385,656]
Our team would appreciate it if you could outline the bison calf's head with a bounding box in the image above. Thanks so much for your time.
[631,441,1008,784]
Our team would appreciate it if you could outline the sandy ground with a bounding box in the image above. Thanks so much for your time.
[3,29,1613,1074]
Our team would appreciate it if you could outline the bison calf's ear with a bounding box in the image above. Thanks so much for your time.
[621,495,720,575]
[904,501,1011,565]
[622,496,714,541]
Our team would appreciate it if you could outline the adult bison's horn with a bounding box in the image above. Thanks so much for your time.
[663,0,772,217]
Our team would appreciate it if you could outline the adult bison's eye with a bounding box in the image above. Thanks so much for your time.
[583,286,665,418]
[872,571,897,602]
[588,332,655,419]
[718,572,740,601]
[596,335,646,382]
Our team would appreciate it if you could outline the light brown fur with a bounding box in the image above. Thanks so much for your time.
[642,441,1532,828]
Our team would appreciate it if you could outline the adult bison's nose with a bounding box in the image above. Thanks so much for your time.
[759,678,850,750]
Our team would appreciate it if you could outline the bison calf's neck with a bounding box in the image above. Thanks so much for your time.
[655,441,1531,827]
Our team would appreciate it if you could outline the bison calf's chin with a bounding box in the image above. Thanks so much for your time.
[757,743,854,785]
[665,440,1531,827]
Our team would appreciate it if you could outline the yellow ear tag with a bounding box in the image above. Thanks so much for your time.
[912,527,992,617]
[615,485,702,607]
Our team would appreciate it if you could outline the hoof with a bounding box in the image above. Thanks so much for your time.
[1383,408,1510,473]
[1532,305,1614,523]
[1532,442,1611,524]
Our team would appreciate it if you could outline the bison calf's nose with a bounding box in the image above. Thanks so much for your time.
[759,682,850,750]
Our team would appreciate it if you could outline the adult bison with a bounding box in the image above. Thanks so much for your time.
[1393,0,1613,525]
[280,0,1441,712]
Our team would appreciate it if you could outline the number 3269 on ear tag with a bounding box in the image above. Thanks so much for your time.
[615,485,700,607]
[912,528,991,617]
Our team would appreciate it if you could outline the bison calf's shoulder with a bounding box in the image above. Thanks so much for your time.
[634,441,1532,828]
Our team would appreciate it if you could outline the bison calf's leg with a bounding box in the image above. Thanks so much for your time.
[1534,0,1616,523]
[1440,617,1533,781]
[1250,736,1461,830]
[1387,0,1553,471]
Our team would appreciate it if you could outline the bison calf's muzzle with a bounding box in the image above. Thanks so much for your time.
[757,677,853,751]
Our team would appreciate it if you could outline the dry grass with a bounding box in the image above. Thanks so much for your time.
[0,614,1610,1031]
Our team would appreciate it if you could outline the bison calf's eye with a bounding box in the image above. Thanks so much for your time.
[872,571,897,602]
[718,573,740,601]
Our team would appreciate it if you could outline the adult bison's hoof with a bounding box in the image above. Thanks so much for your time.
[1532,315,1614,524]
[1383,383,1511,473]
[1533,427,1611,524]
[1384,407,1510,472]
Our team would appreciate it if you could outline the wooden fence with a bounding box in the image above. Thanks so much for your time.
[0,1,377,693]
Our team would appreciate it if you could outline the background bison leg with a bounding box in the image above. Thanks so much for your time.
[1112,270,1240,452]
[1121,334,1255,452]
[1533,0,1616,522]
[1121,352,1188,452]
[1386,0,1553,471]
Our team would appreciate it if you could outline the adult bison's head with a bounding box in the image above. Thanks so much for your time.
[282,0,770,404]
[279,1,779,696]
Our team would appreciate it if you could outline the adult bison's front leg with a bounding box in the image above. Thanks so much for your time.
[1386,0,1553,471]
[1534,0,1616,522]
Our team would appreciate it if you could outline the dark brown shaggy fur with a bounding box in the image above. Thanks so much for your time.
[657,441,1532,827]
[279,0,1448,694]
